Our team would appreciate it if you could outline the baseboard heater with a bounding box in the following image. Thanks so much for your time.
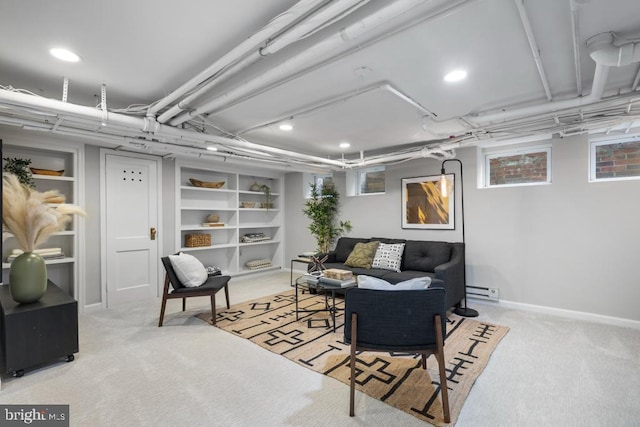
[467,285,499,301]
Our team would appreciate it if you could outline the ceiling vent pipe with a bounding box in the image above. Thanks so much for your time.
[471,30,640,125]
[155,0,369,124]
[587,32,640,67]
[0,88,347,168]
[147,0,330,118]
[169,0,471,127]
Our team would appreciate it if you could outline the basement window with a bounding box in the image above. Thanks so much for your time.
[346,166,386,196]
[480,145,552,188]
[589,134,640,182]
[303,173,334,198]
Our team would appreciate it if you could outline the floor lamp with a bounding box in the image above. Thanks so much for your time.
[439,159,479,317]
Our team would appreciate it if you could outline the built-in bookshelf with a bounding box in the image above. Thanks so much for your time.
[175,162,282,276]
[1,141,84,299]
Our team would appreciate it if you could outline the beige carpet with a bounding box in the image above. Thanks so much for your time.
[198,289,509,426]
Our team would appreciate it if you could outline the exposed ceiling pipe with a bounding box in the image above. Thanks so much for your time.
[155,0,369,124]
[0,89,347,168]
[169,0,457,126]
[514,0,552,101]
[587,32,640,67]
[570,0,583,95]
[259,0,371,55]
[147,0,330,118]
[470,31,640,125]
[237,82,434,135]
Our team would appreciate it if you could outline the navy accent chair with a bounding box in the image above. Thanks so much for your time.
[159,256,230,327]
[343,287,450,422]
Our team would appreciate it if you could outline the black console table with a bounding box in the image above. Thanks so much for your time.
[0,280,78,377]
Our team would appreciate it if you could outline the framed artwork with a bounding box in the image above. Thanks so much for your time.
[402,174,454,229]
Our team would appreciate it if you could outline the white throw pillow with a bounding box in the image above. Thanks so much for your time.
[357,275,431,291]
[168,252,207,288]
[371,243,405,272]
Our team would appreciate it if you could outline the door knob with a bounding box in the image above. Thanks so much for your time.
[150,227,157,240]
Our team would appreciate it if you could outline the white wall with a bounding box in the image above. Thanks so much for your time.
[285,134,640,323]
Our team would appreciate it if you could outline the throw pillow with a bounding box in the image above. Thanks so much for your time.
[168,252,208,288]
[371,242,405,272]
[357,275,431,290]
[344,241,380,269]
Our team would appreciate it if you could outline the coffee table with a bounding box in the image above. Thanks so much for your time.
[294,275,356,332]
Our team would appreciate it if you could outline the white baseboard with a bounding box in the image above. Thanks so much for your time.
[470,297,640,330]
[83,302,104,313]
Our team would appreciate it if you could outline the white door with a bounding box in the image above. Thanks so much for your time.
[105,154,159,307]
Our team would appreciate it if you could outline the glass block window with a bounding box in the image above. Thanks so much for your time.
[590,136,640,182]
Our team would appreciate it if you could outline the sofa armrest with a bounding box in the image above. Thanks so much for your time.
[434,243,465,309]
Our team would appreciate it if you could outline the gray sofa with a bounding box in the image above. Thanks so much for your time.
[322,237,465,310]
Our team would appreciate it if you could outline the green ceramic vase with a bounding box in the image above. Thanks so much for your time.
[9,252,47,304]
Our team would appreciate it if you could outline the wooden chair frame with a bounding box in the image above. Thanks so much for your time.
[158,257,230,327]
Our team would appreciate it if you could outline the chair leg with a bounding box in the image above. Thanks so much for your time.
[434,315,451,423]
[182,298,186,311]
[224,284,230,309]
[210,294,217,326]
[421,353,427,369]
[159,294,168,327]
[349,313,358,417]
[158,274,171,327]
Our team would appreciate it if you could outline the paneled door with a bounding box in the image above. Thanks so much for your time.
[105,154,159,307]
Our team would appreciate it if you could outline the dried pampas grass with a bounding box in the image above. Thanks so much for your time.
[2,173,86,252]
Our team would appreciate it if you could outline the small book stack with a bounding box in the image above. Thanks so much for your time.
[318,276,356,288]
[7,248,65,262]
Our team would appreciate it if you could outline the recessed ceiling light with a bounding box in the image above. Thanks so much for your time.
[50,48,81,63]
[279,123,293,131]
[206,146,218,151]
[339,142,351,149]
[443,69,467,83]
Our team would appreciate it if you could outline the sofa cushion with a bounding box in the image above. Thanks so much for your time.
[371,242,405,272]
[403,241,452,273]
[344,241,380,269]
[357,275,431,290]
[334,237,370,263]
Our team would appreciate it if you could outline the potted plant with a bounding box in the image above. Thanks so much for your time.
[2,173,85,303]
[302,182,352,253]
[3,157,34,188]
[259,184,273,209]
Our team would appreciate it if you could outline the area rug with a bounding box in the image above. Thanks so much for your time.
[198,289,509,425]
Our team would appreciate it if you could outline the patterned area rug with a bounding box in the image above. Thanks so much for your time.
[198,289,509,425]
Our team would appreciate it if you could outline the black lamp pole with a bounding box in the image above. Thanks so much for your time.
[440,159,479,318]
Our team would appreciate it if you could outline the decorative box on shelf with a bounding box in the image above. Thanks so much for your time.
[185,233,211,247]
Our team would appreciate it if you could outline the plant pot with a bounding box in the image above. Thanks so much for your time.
[9,252,47,304]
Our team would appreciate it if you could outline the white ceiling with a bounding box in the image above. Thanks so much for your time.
[1,0,640,170]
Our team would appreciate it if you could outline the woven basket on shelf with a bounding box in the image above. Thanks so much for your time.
[185,233,211,247]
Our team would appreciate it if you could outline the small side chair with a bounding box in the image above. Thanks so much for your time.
[344,287,450,423]
[159,256,230,327]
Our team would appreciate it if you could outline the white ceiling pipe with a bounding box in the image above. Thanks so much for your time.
[570,0,583,95]
[0,89,347,168]
[238,82,433,135]
[156,0,368,124]
[587,32,640,67]
[169,0,447,126]
[260,0,370,55]
[470,31,640,125]
[471,63,609,124]
[514,0,552,101]
[147,0,330,118]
